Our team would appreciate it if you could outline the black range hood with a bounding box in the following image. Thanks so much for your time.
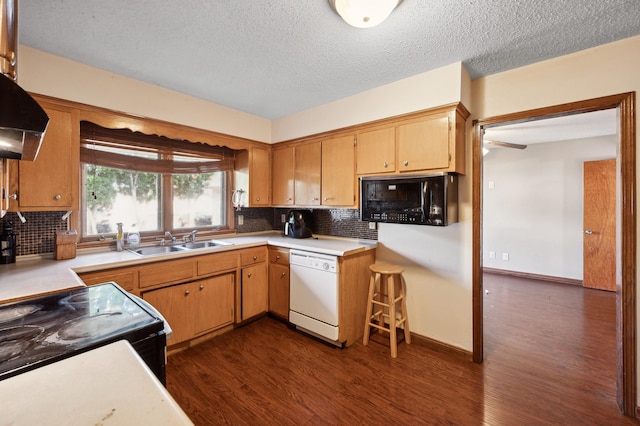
[0,73,49,161]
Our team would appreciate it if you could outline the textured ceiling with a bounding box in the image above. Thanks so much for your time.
[18,0,640,120]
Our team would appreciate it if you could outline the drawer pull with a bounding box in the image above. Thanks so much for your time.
[281,272,286,277]
[199,285,204,290]
[253,256,257,260]
[185,290,190,296]
[247,273,252,278]
[276,255,280,260]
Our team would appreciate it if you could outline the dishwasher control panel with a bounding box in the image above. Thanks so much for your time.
[290,249,338,273]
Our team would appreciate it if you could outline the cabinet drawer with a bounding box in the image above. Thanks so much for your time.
[79,269,137,293]
[241,247,267,266]
[139,259,194,289]
[196,251,239,277]
[269,248,289,265]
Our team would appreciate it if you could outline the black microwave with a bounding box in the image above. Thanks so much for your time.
[360,174,458,226]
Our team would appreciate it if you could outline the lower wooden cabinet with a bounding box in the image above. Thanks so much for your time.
[143,273,234,345]
[240,263,268,321]
[268,247,290,320]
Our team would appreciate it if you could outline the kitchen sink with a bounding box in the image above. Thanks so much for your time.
[179,240,233,250]
[128,245,188,256]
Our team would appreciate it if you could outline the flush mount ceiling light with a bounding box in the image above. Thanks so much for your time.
[329,0,402,29]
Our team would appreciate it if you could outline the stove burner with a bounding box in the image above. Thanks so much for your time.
[54,313,130,341]
[0,325,45,363]
[0,305,42,324]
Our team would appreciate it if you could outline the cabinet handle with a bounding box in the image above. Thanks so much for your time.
[247,273,252,278]
[54,194,62,200]
[256,197,261,201]
[8,193,17,200]
[323,197,329,201]
[287,197,292,201]
[184,290,190,296]
[312,197,319,201]
[383,161,388,168]
[253,256,257,260]
[199,285,204,290]
[275,255,280,260]
[403,160,409,166]
[281,272,286,277]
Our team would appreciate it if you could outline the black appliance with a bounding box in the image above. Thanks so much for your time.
[284,209,314,239]
[0,283,167,384]
[0,220,17,264]
[360,174,458,226]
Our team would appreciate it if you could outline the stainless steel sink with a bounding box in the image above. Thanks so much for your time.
[128,245,187,256]
[179,240,233,250]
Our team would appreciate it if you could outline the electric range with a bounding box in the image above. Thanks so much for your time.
[0,282,166,384]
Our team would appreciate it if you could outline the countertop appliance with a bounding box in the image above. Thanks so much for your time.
[284,209,314,239]
[0,282,167,384]
[289,249,340,345]
[360,173,458,226]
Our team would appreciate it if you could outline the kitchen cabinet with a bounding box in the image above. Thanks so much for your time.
[0,159,8,217]
[143,273,234,345]
[239,247,268,321]
[356,126,396,175]
[268,247,289,320]
[272,146,295,205]
[355,103,468,176]
[234,146,271,207]
[78,267,138,294]
[294,141,321,206]
[138,257,194,290]
[321,135,356,206]
[8,100,80,211]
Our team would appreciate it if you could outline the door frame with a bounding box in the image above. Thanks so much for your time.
[472,92,636,416]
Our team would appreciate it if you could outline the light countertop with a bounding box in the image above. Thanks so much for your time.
[0,340,193,426]
[0,231,376,303]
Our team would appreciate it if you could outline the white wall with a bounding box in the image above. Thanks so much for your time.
[17,46,272,143]
[483,136,617,279]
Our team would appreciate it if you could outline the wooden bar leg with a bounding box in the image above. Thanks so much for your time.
[388,274,398,358]
[363,272,376,345]
[400,274,410,344]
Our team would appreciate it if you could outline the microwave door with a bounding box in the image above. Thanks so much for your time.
[421,181,428,223]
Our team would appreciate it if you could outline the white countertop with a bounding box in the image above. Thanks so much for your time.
[0,231,376,302]
[0,340,193,426]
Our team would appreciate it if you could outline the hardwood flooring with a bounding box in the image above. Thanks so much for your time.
[166,273,639,425]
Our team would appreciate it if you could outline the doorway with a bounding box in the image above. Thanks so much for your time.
[472,92,636,416]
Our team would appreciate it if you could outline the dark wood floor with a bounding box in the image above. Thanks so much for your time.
[166,273,639,425]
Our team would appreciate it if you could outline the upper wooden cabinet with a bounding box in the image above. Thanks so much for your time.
[0,160,8,216]
[356,103,468,176]
[9,100,80,211]
[271,146,295,205]
[294,141,321,206]
[235,146,271,207]
[321,135,356,206]
[356,126,396,175]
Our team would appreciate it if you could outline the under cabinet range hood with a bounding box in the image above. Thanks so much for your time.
[0,73,49,160]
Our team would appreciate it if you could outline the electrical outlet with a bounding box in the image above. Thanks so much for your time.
[489,251,495,259]
[368,222,377,230]
[281,214,286,223]
[238,215,244,226]
[502,252,509,261]
[488,180,495,189]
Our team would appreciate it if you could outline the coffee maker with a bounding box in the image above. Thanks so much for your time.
[0,220,17,264]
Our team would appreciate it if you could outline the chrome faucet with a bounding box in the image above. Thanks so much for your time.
[164,231,176,243]
[183,230,197,243]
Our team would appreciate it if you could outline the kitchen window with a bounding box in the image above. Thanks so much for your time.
[79,121,235,242]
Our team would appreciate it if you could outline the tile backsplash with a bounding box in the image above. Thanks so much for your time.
[2,212,68,256]
[9,208,377,256]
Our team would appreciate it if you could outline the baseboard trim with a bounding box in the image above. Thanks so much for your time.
[482,267,583,286]
[410,332,473,362]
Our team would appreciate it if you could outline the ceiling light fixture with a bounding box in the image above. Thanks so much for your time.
[329,0,402,29]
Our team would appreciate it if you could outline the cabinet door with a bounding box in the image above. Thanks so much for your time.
[192,274,235,335]
[241,263,268,320]
[250,147,271,206]
[321,135,355,206]
[356,127,396,175]
[143,284,190,345]
[15,105,78,210]
[79,268,138,294]
[294,142,321,206]
[272,146,295,205]
[269,263,289,320]
[397,114,450,172]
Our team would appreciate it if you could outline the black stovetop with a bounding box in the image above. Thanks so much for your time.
[0,282,163,380]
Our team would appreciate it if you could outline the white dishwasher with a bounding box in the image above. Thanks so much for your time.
[289,249,340,344]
